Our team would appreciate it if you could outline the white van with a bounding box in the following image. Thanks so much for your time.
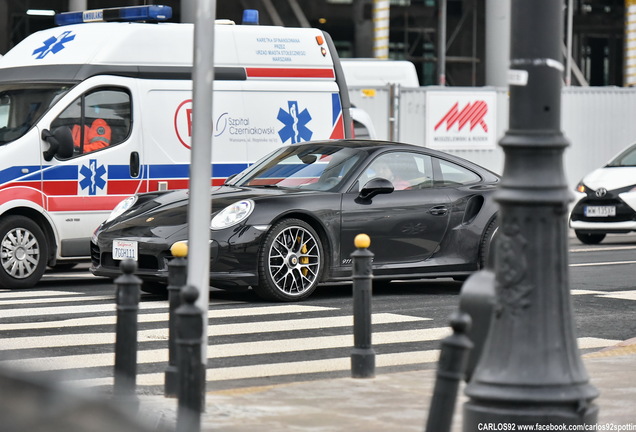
[340,59,418,139]
[0,5,355,288]
[341,58,420,87]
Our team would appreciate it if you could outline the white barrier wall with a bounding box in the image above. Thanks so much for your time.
[349,85,636,190]
[562,87,636,190]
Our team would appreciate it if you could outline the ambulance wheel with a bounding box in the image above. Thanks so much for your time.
[255,218,324,302]
[0,216,48,289]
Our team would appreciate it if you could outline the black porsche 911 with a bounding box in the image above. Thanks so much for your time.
[90,140,500,301]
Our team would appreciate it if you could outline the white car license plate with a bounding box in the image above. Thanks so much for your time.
[113,240,138,261]
[584,206,616,217]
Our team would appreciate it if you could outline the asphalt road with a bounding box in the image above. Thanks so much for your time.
[0,232,634,393]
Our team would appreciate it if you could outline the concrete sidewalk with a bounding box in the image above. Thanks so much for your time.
[137,340,636,431]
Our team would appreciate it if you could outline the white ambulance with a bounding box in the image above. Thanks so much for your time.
[0,5,355,289]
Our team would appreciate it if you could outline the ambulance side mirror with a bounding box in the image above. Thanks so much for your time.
[42,127,74,161]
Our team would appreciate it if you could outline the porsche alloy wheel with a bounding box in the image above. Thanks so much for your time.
[256,219,323,301]
[0,216,48,289]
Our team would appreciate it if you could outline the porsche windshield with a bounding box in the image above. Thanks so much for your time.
[230,145,365,191]
[0,83,72,145]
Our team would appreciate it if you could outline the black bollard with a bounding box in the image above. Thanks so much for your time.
[350,233,375,379]
[425,312,473,432]
[176,284,204,432]
[457,269,495,382]
[113,259,141,412]
[165,242,188,398]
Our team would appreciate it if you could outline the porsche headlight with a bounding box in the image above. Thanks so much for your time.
[210,199,254,230]
[106,196,138,223]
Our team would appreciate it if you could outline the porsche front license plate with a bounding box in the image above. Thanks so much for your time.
[584,206,616,217]
[113,240,138,261]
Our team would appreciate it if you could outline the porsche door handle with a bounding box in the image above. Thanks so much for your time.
[429,205,448,216]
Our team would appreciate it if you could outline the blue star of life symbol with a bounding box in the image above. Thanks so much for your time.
[277,101,313,144]
[32,31,76,59]
[79,159,107,195]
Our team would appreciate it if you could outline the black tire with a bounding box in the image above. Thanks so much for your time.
[479,216,499,269]
[140,280,168,295]
[373,279,393,290]
[255,218,324,302]
[575,231,605,245]
[48,262,78,271]
[0,216,48,289]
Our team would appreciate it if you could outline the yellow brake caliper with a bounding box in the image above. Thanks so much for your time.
[299,239,309,276]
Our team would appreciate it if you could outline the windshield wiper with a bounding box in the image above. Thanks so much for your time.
[248,184,281,188]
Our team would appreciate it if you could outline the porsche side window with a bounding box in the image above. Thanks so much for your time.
[436,159,480,186]
[359,152,434,191]
[51,88,131,158]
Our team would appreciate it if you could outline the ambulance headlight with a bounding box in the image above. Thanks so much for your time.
[107,196,138,222]
[210,200,254,230]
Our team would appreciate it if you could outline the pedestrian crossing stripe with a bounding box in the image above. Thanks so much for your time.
[0,289,624,390]
[0,298,322,320]
[0,313,429,350]
[0,304,341,331]
[0,290,85,298]
[594,291,636,301]
[0,294,116,306]
[0,328,452,373]
[68,350,445,388]
[1,332,618,376]
[571,289,636,301]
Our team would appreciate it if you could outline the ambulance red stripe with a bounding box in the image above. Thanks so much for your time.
[106,180,147,195]
[48,196,127,212]
[246,67,335,79]
[0,186,45,206]
[42,181,78,195]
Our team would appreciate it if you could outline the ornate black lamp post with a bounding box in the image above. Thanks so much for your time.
[462,0,599,427]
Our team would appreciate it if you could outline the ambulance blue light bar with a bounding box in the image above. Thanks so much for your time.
[55,5,172,26]
[242,9,259,25]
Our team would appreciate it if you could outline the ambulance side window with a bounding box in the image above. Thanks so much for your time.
[51,87,131,158]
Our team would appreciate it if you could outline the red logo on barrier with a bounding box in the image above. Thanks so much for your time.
[434,101,488,132]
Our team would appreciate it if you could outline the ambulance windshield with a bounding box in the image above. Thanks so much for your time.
[0,84,72,145]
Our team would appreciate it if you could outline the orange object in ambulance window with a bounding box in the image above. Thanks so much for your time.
[73,118,111,153]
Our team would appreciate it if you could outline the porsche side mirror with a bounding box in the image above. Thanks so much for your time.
[42,126,74,161]
[358,177,394,201]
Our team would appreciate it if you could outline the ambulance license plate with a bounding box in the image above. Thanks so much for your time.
[113,240,138,261]
[584,206,616,217]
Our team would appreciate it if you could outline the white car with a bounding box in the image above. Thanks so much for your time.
[569,142,636,244]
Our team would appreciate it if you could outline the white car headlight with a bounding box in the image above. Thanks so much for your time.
[106,196,138,223]
[211,199,254,230]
